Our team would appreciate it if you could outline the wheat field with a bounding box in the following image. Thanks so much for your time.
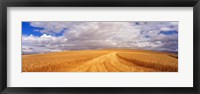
[22,49,178,72]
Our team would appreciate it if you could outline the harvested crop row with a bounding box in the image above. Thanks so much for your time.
[116,52,178,72]
[22,50,111,72]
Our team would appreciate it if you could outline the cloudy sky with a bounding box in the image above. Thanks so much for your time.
[22,21,178,54]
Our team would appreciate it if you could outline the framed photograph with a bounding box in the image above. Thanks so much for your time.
[0,0,199,94]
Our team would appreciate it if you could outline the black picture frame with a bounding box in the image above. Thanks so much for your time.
[0,0,200,94]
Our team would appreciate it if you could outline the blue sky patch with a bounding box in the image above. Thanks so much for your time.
[159,30,178,35]
[22,22,64,37]
[22,22,43,36]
